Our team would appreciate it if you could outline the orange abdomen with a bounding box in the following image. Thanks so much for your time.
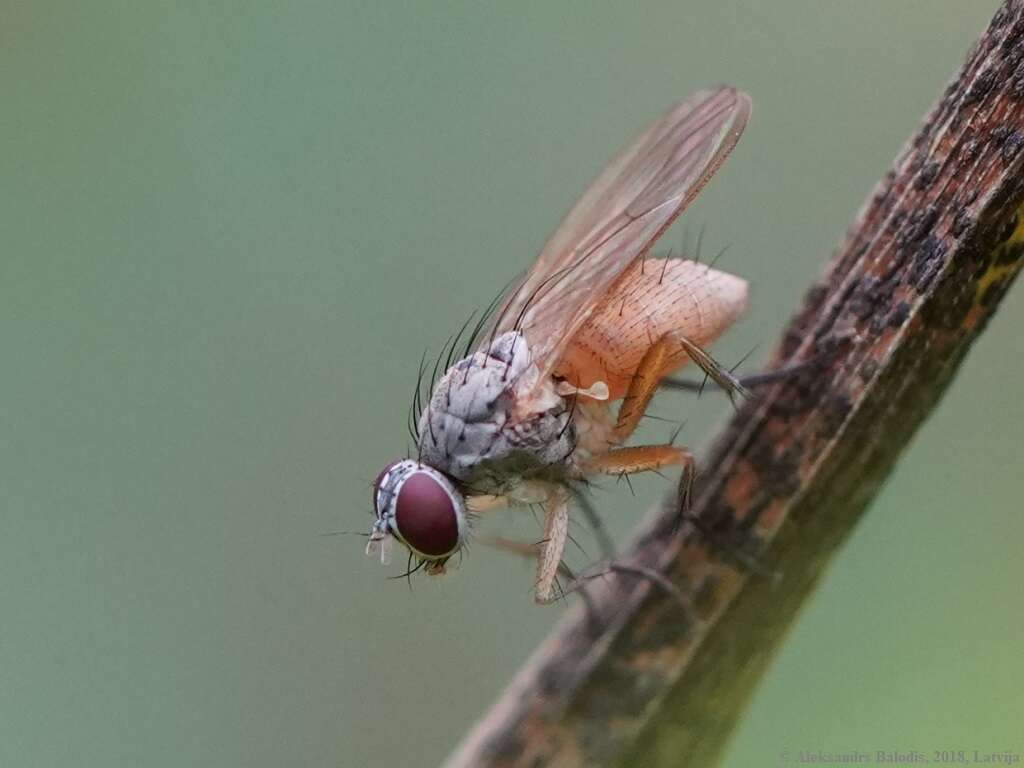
[556,257,747,400]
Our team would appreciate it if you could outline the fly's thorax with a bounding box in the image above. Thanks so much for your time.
[417,332,576,482]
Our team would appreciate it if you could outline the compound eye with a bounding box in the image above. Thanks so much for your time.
[393,471,462,558]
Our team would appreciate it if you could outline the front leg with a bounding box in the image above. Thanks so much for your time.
[533,449,696,605]
[480,535,691,616]
[466,484,578,604]
[465,494,510,514]
[534,485,570,604]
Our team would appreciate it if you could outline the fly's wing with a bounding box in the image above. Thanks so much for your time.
[486,87,751,381]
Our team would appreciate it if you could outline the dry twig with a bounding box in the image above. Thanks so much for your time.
[445,3,1024,766]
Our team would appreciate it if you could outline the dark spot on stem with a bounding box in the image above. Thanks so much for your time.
[849,276,881,319]
[889,301,912,328]
[952,207,972,238]
[1014,61,1024,100]
[859,359,879,382]
[965,69,995,105]
[1001,130,1024,163]
[996,210,1019,244]
[996,242,1024,267]
[979,277,1011,308]
[915,161,940,190]
[818,392,853,439]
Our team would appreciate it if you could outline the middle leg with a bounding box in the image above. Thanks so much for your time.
[582,444,696,521]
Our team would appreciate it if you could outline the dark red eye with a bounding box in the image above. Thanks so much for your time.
[393,471,460,557]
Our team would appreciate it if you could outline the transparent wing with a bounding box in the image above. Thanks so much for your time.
[486,87,751,380]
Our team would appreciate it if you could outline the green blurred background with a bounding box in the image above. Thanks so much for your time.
[3,2,1020,766]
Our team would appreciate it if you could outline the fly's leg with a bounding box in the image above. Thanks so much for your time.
[585,445,774,576]
[582,445,693,474]
[674,334,750,405]
[466,479,552,515]
[485,536,691,615]
[464,489,575,605]
[575,561,692,614]
[478,536,579,595]
[582,445,695,520]
[534,486,571,604]
[661,328,861,395]
[575,447,706,612]
[465,494,510,514]
[613,332,747,446]
[661,360,812,394]
[467,485,588,605]
[476,482,683,609]
[568,486,615,560]
[478,535,603,623]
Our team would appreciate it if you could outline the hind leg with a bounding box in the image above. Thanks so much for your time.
[661,360,811,394]
[612,331,747,446]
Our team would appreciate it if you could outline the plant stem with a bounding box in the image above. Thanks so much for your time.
[445,2,1024,766]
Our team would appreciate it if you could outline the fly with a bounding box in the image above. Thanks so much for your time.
[368,87,753,603]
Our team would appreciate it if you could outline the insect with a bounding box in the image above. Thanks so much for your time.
[368,87,752,603]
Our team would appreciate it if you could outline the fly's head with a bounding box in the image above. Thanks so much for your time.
[366,459,469,574]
